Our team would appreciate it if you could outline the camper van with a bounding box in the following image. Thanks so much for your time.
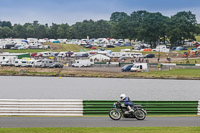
[40,59,54,68]
[39,51,54,57]
[26,60,35,67]
[34,60,42,67]
[0,60,13,66]
[130,63,148,72]
[14,60,28,67]
[72,60,91,67]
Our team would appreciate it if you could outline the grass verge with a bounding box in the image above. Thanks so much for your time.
[0,67,200,80]
[0,127,200,133]
[4,44,87,53]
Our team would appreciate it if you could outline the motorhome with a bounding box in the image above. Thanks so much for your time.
[71,52,89,58]
[39,51,54,57]
[152,45,170,53]
[40,59,54,68]
[26,60,36,67]
[72,59,91,67]
[0,60,13,66]
[130,63,148,72]
[14,60,28,67]
[34,60,42,67]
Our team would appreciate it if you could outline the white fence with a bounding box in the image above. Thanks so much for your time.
[198,100,200,115]
[0,99,83,116]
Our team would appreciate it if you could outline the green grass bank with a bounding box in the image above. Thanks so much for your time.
[0,127,200,133]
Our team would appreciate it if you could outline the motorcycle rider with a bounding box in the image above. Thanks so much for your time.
[120,94,134,113]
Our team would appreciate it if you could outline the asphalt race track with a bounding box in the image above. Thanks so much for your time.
[0,117,200,128]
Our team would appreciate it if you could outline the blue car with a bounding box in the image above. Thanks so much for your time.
[121,64,134,72]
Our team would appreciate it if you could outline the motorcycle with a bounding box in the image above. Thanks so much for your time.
[109,101,147,120]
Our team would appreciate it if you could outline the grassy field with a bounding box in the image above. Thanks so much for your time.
[174,58,200,64]
[0,67,200,79]
[3,44,172,59]
[0,127,200,133]
[4,44,134,53]
[4,44,87,53]
[3,43,191,60]
[139,68,200,79]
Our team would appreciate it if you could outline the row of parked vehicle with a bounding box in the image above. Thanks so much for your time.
[0,59,64,68]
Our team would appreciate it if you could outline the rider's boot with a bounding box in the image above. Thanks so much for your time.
[127,106,134,113]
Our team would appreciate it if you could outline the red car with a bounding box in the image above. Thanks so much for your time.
[91,47,97,49]
[30,53,37,57]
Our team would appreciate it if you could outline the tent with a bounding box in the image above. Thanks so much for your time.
[90,54,110,63]
[53,40,60,43]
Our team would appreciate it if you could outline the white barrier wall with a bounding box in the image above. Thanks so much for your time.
[0,99,83,116]
[198,100,200,115]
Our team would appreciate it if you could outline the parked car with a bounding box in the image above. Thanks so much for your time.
[118,56,126,62]
[171,47,176,50]
[144,54,155,58]
[91,47,97,50]
[175,46,187,50]
[106,45,115,48]
[49,62,64,68]
[121,64,134,72]
[84,45,92,48]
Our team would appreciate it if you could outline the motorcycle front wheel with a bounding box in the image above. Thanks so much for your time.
[134,109,146,120]
[109,109,122,120]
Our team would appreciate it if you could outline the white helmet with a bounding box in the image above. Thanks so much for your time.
[120,94,126,100]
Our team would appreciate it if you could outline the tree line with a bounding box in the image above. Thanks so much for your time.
[0,10,200,45]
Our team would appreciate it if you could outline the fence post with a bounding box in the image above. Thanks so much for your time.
[198,100,200,115]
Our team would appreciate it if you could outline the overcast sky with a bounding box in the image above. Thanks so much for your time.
[0,0,200,25]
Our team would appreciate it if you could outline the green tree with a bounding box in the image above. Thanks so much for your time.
[0,21,12,28]
[137,12,169,46]
[110,12,128,22]
[167,11,197,45]
[94,20,111,38]
[57,23,69,38]
[12,24,26,38]
[0,26,12,38]
[48,23,58,39]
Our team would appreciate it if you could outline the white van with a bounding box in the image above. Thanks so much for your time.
[130,63,148,72]
[72,60,91,67]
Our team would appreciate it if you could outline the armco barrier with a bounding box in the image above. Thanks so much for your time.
[0,99,83,116]
[176,64,196,66]
[198,100,200,115]
[83,100,198,115]
[0,99,198,116]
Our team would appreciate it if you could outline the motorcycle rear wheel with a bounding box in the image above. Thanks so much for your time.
[134,109,146,120]
[109,109,122,120]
